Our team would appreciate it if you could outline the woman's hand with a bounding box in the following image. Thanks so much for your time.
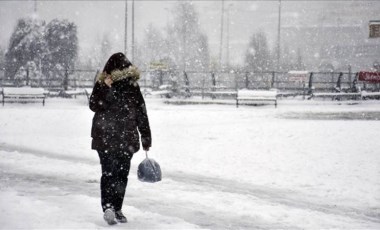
[143,146,150,151]
[104,75,113,87]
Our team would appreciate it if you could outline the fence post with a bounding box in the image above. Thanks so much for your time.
[336,72,342,91]
[211,72,216,90]
[211,72,216,99]
[159,69,163,86]
[183,71,190,98]
[271,71,275,88]
[352,72,358,93]
[302,81,306,100]
[308,72,314,95]
[201,73,205,99]
[63,69,69,90]
[0,68,3,88]
[245,72,249,89]
[74,73,77,89]
[235,71,238,92]
[348,65,352,88]
[38,68,42,88]
[93,70,99,85]
[26,67,30,86]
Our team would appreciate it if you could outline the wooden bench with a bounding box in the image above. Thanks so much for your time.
[149,90,173,98]
[63,88,89,98]
[358,71,380,99]
[308,92,362,100]
[2,87,46,106]
[209,90,237,99]
[360,91,380,99]
[236,89,277,108]
[149,85,173,98]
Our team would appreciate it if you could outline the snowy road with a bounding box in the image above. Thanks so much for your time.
[0,98,380,229]
[0,142,379,229]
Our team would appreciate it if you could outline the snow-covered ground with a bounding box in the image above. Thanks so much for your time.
[0,96,379,229]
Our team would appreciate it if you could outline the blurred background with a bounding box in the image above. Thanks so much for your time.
[0,1,379,96]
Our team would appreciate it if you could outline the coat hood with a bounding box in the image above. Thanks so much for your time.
[97,66,140,84]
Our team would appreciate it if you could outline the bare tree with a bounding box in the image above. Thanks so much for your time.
[245,30,271,72]
[167,1,210,72]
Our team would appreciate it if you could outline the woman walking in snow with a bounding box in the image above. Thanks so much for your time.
[89,52,152,225]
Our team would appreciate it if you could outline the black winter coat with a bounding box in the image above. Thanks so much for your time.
[90,76,151,154]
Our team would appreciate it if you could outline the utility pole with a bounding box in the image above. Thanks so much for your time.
[183,21,187,71]
[124,0,128,56]
[132,0,135,63]
[226,3,233,70]
[182,4,187,71]
[33,0,40,83]
[276,0,282,71]
[219,0,225,69]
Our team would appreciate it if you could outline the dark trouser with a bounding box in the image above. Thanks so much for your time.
[97,150,132,212]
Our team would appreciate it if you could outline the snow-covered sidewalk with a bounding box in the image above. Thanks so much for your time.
[0,98,379,229]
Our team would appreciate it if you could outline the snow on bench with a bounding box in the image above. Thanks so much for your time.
[360,91,380,99]
[150,90,172,97]
[309,91,380,100]
[65,89,87,96]
[64,88,93,100]
[209,90,237,99]
[2,87,46,106]
[309,92,361,100]
[147,85,173,98]
[236,89,277,108]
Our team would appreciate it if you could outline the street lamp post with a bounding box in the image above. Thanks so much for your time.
[124,0,128,56]
[219,0,225,69]
[226,3,233,70]
[132,0,135,63]
[276,0,282,71]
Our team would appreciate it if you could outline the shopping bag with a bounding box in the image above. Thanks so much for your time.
[137,151,162,183]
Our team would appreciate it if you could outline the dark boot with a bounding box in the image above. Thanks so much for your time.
[115,210,128,223]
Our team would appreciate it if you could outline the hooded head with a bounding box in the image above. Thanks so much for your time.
[97,52,140,83]
[103,52,132,74]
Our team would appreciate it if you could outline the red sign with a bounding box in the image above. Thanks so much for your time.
[359,71,380,83]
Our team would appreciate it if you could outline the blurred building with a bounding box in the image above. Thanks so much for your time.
[281,1,380,72]
[283,24,380,72]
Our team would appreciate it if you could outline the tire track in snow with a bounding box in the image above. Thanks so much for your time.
[0,171,296,229]
[0,143,97,165]
[1,143,379,226]
[167,172,380,224]
[0,143,299,229]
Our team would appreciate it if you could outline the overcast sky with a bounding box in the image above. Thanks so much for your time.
[1,1,379,66]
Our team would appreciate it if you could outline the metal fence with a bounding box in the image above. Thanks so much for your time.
[140,70,379,92]
[1,68,379,97]
[0,68,97,90]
